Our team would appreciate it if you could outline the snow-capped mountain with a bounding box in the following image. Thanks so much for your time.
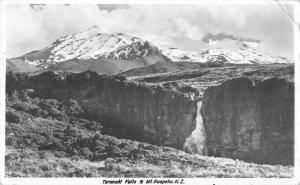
[20,26,164,68]
[15,26,290,70]
[162,45,289,64]
[160,32,289,64]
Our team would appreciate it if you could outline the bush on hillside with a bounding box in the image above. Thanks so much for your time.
[67,99,83,116]
[39,99,60,110]
[6,110,22,123]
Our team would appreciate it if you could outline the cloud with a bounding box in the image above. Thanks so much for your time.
[29,4,46,11]
[5,3,294,59]
[97,4,129,12]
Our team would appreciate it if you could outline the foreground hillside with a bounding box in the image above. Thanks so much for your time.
[5,91,293,177]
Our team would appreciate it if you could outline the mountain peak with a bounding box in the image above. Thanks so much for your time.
[20,28,164,68]
[18,28,290,69]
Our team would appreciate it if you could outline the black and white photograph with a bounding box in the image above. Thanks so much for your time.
[0,0,299,184]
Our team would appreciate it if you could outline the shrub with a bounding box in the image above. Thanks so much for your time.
[63,125,80,147]
[67,99,83,116]
[80,147,92,158]
[48,107,65,121]
[6,110,22,123]
[43,171,55,177]
[93,140,107,152]
[39,99,59,110]
[30,97,40,105]
[106,145,123,157]
[19,89,34,101]
[72,168,85,177]
[40,110,49,117]
[54,150,67,158]
[6,135,17,146]
[84,120,103,131]
[70,118,89,127]
[39,136,64,151]
[40,164,52,171]
[12,102,29,112]
[9,90,20,103]
[27,104,42,117]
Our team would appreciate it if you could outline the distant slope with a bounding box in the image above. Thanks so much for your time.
[6,58,38,73]
[46,55,166,75]
[118,61,223,77]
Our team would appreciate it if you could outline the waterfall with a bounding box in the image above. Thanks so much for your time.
[183,101,207,155]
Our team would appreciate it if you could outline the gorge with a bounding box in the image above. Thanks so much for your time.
[6,65,294,166]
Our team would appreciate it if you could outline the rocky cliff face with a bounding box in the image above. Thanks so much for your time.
[201,77,294,165]
[6,70,294,165]
[6,71,198,150]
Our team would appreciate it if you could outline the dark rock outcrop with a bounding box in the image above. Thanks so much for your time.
[202,77,294,165]
[107,41,163,60]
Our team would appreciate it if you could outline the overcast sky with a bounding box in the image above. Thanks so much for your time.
[5,3,295,59]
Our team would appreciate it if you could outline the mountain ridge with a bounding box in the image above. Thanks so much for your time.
[8,26,291,74]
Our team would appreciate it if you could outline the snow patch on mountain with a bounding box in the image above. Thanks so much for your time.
[161,48,205,63]
[49,27,143,61]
